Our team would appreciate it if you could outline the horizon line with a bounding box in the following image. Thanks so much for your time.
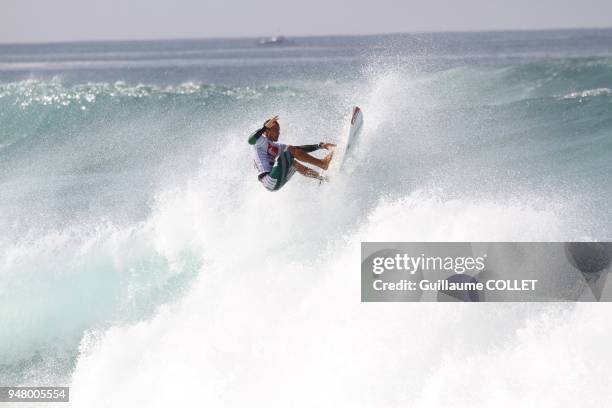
[1,25,611,47]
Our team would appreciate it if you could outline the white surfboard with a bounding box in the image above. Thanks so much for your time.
[340,106,364,169]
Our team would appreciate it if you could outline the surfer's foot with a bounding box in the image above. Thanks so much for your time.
[321,143,336,151]
[321,151,334,170]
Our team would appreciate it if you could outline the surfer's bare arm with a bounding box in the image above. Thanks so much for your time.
[293,161,325,180]
[264,116,279,128]
[296,142,336,152]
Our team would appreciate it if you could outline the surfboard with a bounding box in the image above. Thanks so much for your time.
[340,106,364,169]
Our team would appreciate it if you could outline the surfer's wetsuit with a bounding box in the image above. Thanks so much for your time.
[248,126,323,191]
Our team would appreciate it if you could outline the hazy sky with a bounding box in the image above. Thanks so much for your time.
[2,0,611,43]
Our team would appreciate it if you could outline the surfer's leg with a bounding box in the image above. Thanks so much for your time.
[261,150,296,191]
[293,161,325,180]
[288,146,333,170]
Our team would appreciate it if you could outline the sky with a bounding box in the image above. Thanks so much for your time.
[2,0,612,44]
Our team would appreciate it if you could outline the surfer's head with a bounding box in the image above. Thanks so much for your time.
[265,121,280,141]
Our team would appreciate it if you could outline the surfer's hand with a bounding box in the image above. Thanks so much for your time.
[320,143,336,150]
[264,116,279,128]
[318,174,329,182]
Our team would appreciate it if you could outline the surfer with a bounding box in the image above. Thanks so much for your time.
[248,116,335,191]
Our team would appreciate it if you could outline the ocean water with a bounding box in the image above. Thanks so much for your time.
[1,29,612,406]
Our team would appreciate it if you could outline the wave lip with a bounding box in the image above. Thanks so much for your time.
[561,87,612,100]
[0,79,271,108]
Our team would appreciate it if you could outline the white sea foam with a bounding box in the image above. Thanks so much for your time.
[68,181,608,407]
[561,87,612,100]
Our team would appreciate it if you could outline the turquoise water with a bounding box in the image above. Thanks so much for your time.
[1,30,612,404]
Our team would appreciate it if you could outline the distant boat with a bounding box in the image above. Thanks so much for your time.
[257,36,296,46]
